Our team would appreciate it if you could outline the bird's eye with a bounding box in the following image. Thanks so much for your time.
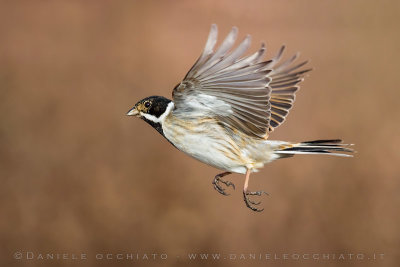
[144,101,151,108]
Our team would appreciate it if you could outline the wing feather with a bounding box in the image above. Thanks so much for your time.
[198,34,251,79]
[195,27,238,78]
[185,24,218,79]
[173,24,310,138]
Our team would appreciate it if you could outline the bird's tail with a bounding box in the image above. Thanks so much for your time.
[273,139,354,158]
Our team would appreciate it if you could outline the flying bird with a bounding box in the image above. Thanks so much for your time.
[127,25,353,212]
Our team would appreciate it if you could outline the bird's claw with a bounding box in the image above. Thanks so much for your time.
[243,190,269,212]
[213,175,235,196]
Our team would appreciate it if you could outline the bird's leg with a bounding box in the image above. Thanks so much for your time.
[212,172,235,196]
[243,169,269,212]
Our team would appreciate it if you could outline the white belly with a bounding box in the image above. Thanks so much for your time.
[162,118,248,174]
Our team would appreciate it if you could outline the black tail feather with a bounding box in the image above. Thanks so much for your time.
[301,139,342,144]
[275,139,354,157]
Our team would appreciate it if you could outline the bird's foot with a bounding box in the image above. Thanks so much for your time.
[243,190,269,212]
[212,172,235,196]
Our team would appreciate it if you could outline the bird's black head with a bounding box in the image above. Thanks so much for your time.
[127,96,173,136]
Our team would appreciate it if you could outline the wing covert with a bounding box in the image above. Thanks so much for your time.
[172,24,310,138]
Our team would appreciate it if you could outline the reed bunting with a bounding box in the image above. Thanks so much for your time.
[127,25,353,212]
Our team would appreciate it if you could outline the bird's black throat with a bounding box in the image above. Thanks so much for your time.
[142,118,165,137]
[140,96,172,139]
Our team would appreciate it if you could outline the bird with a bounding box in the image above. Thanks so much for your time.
[127,24,353,212]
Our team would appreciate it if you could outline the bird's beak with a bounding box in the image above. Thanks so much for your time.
[126,107,139,116]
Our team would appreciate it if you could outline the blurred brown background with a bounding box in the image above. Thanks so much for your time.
[0,0,399,266]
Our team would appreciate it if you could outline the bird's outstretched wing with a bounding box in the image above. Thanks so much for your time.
[172,24,310,139]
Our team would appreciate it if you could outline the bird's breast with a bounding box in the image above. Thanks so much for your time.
[161,114,258,173]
